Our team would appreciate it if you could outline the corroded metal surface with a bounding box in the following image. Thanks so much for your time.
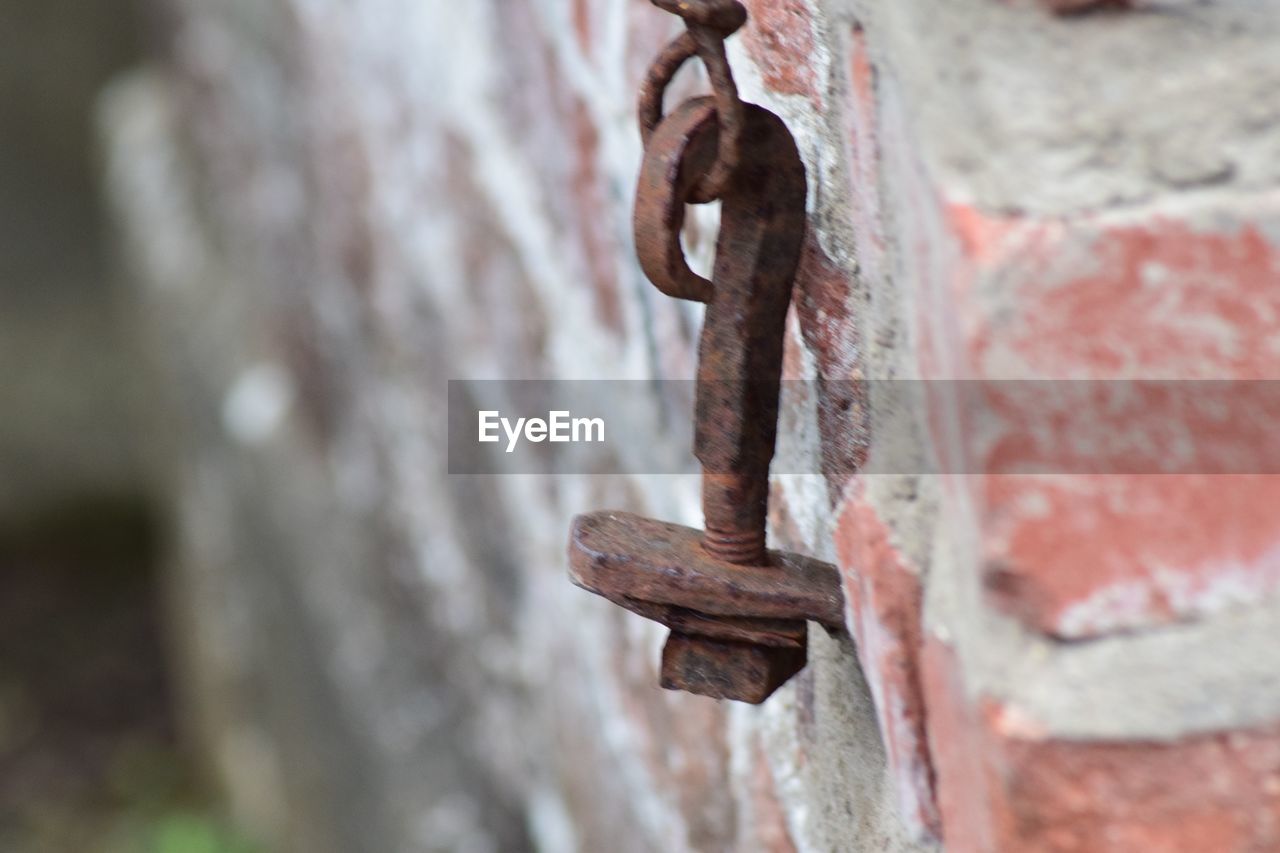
[569,511,845,630]
[661,633,806,705]
[638,0,747,202]
[634,97,806,565]
[567,0,846,704]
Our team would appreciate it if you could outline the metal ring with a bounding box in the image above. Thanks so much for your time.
[638,31,697,146]
[636,26,745,203]
[634,98,721,304]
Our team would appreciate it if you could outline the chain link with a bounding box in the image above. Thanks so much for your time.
[637,0,748,203]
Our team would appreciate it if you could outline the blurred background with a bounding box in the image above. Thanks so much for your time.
[1,0,664,849]
[0,0,260,849]
[15,0,1271,851]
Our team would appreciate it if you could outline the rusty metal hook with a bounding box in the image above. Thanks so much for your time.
[567,5,844,705]
[634,96,806,565]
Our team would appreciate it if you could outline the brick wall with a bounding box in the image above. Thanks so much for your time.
[103,0,1280,851]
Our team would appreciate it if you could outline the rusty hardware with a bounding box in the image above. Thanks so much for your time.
[567,0,846,704]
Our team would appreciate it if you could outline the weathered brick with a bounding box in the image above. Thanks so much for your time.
[835,495,939,838]
[930,201,1280,638]
[925,637,1280,853]
[741,0,822,108]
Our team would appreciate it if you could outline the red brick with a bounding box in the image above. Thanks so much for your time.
[968,218,1280,379]
[924,637,1280,853]
[567,94,624,334]
[922,639,999,853]
[741,0,823,109]
[749,740,800,853]
[982,474,1280,638]
[793,231,868,499]
[572,0,592,56]
[493,0,628,337]
[835,494,940,836]
[927,203,1280,637]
